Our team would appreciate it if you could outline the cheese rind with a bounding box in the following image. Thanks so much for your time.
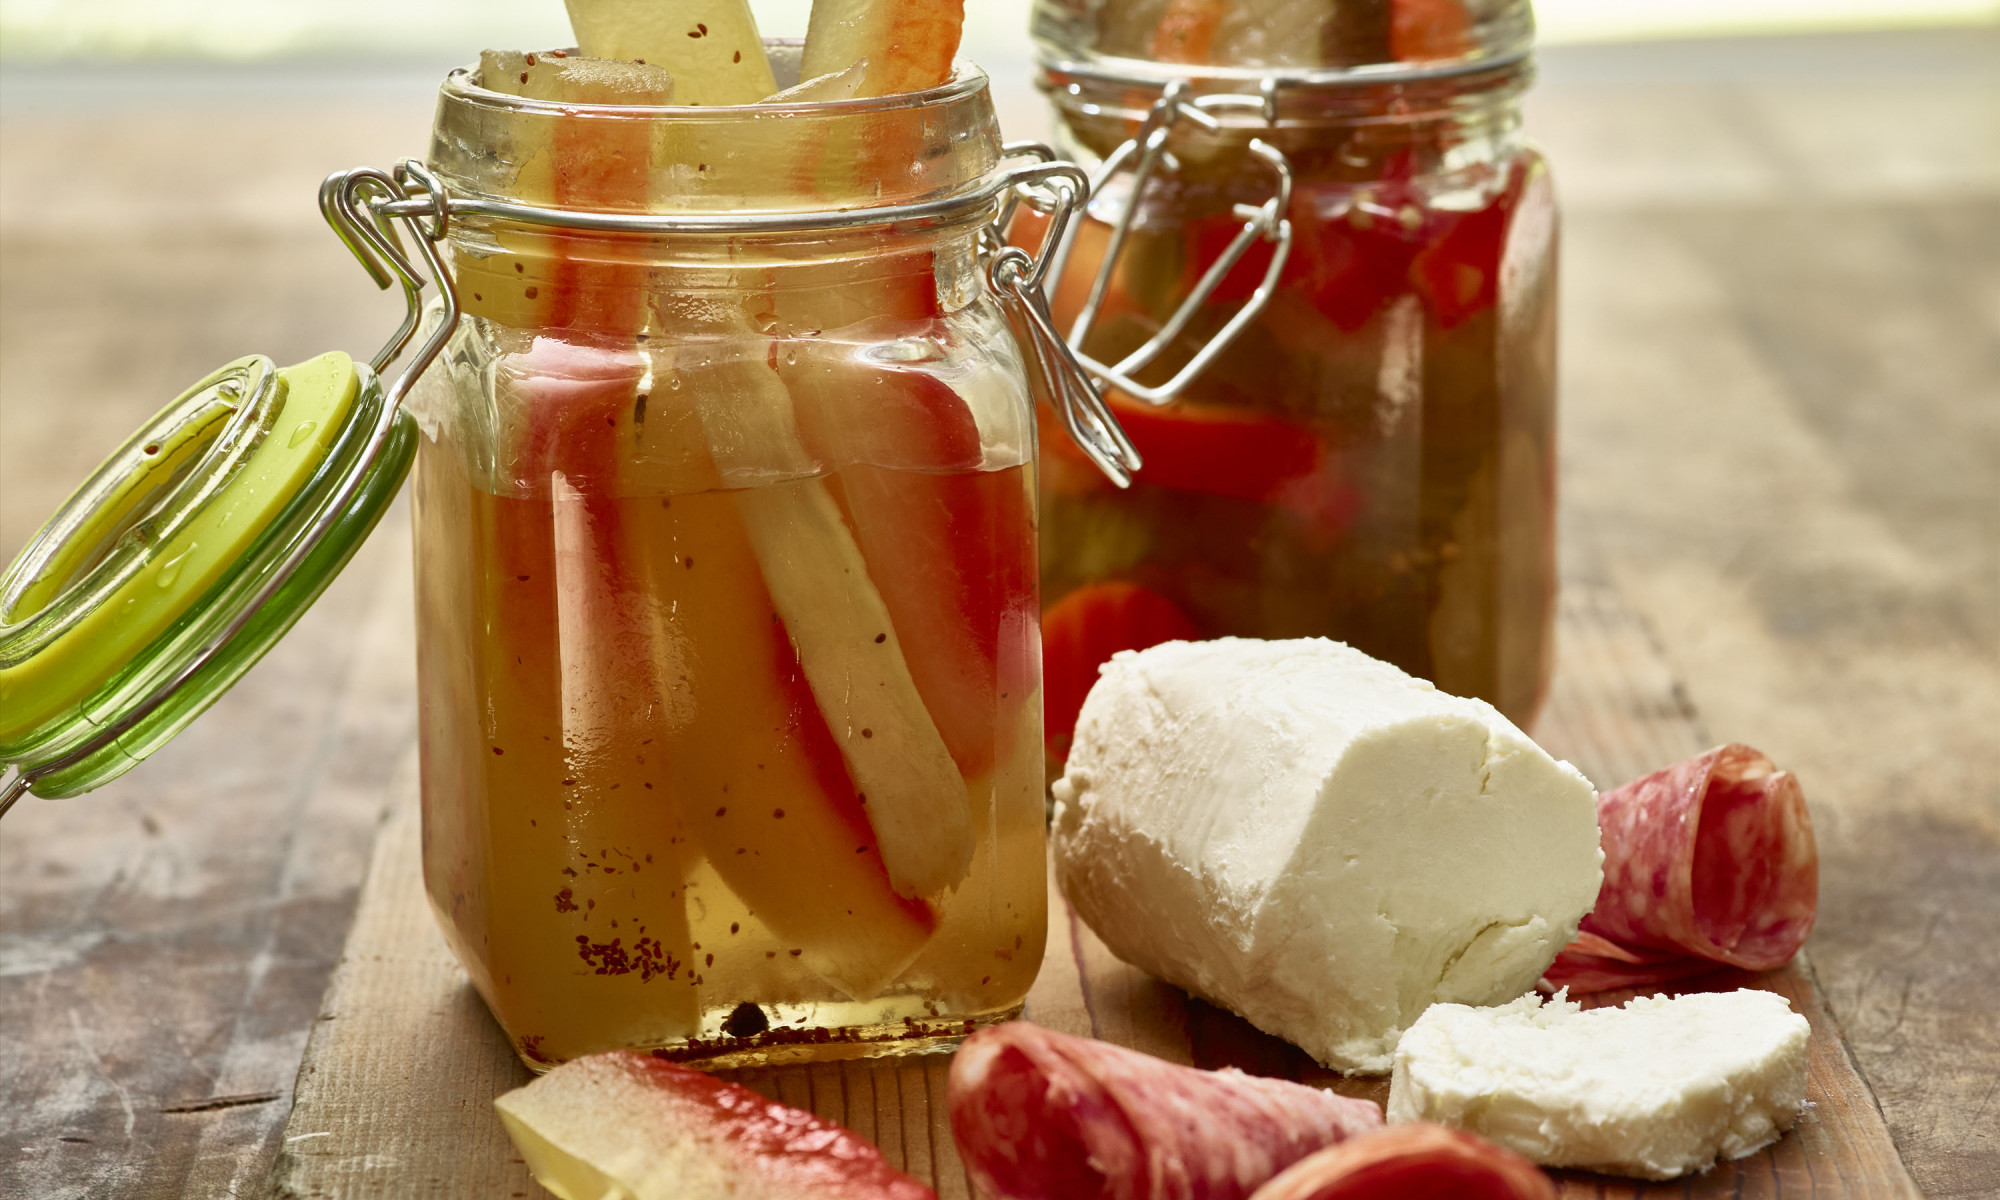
[1388,989,1812,1179]
[1050,637,1603,1073]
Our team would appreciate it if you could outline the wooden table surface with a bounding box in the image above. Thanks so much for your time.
[3,28,1997,1200]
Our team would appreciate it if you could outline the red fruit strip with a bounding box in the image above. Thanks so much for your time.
[1041,582,1201,759]
[949,1021,1382,1200]
[1389,0,1473,62]
[606,1052,937,1198]
[1247,1124,1555,1200]
[1543,744,1818,994]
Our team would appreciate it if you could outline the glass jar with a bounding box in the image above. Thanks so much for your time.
[407,51,1054,1069]
[1027,0,1559,766]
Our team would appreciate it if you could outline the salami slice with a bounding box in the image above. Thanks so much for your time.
[948,1021,1383,1200]
[1544,744,1817,993]
[1247,1124,1555,1200]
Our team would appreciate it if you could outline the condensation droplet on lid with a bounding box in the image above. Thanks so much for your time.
[288,420,319,448]
[156,546,194,589]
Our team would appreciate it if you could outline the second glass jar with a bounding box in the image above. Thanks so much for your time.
[1030,15,1559,766]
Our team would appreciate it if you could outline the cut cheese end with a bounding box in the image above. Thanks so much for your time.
[565,0,777,104]
[1388,989,1811,1179]
[480,49,676,103]
[1051,637,1603,1073]
[735,479,976,898]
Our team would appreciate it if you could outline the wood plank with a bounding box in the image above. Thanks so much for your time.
[264,578,1917,1198]
[268,769,538,1200]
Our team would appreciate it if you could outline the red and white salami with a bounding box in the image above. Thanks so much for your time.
[1247,1124,1555,1200]
[1544,744,1817,993]
[948,1021,1383,1200]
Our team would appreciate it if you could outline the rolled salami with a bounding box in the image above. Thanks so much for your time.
[1248,1124,1555,1200]
[948,1021,1382,1200]
[1544,744,1817,993]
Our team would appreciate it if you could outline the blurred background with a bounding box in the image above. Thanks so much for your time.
[3,3,1996,1199]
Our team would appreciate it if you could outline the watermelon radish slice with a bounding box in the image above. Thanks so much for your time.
[629,484,937,1001]
[496,1050,937,1200]
[681,305,976,900]
[818,366,1039,779]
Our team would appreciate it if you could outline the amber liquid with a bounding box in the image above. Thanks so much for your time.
[413,383,1046,1069]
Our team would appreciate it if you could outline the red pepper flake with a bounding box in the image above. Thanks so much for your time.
[715,806,727,817]
[789,948,802,957]
[518,72,529,85]
[874,633,887,644]
[514,262,524,273]
[562,778,576,786]
[733,50,742,63]
[684,556,695,569]
[472,292,483,302]
[729,922,739,934]
[524,53,538,65]
[772,808,785,819]
[705,953,714,967]
[554,887,577,913]
[981,975,990,985]
[855,845,869,854]
[861,728,873,739]
[525,286,539,299]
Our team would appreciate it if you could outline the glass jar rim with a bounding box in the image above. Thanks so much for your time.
[443,44,991,123]
[1036,45,1531,93]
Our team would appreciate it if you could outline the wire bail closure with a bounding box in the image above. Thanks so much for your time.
[1041,78,1295,410]
[319,159,463,401]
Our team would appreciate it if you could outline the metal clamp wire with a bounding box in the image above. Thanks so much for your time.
[1044,82,1296,410]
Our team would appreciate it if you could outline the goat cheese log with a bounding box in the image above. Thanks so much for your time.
[1387,990,1811,1179]
[1051,639,1604,1072]
[1543,744,1817,993]
[948,1021,1383,1200]
[1247,1124,1556,1200]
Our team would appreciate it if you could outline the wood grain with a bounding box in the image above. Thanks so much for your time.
[265,577,1918,1198]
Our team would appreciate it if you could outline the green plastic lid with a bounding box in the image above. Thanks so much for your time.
[0,351,416,805]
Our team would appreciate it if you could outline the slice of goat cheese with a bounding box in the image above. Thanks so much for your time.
[1049,637,1603,1074]
[1388,989,1812,1179]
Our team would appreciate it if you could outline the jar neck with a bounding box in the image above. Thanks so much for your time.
[1044,57,1530,186]
[428,51,1003,217]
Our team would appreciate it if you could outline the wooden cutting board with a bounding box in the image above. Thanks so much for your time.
[267,577,1919,1198]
